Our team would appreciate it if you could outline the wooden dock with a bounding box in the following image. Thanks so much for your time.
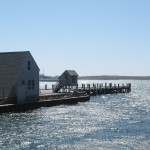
[0,95,90,113]
[78,83,131,95]
[0,83,131,113]
[53,83,131,96]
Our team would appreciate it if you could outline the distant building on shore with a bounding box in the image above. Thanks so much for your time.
[0,51,40,104]
[59,70,78,86]
[53,70,78,92]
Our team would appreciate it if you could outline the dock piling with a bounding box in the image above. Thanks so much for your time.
[51,82,131,96]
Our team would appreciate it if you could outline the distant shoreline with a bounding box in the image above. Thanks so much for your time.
[78,76,150,80]
[40,75,150,81]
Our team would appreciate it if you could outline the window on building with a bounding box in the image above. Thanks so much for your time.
[28,80,31,89]
[28,61,31,70]
[32,80,35,89]
[28,80,35,89]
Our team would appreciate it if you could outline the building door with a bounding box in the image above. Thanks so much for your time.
[17,85,26,104]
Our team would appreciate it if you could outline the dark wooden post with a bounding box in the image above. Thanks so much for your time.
[118,84,119,88]
[45,84,47,90]
[109,83,112,89]
[97,83,99,88]
[105,83,107,89]
[76,84,78,90]
[82,84,84,88]
[129,83,131,88]
[128,83,131,92]
[99,84,101,89]
[82,84,84,89]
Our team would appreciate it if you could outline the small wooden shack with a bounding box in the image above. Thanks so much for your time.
[53,70,78,92]
[0,51,40,104]
[59,70,78,86]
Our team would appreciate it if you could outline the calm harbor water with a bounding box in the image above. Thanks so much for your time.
[0,80,150,150]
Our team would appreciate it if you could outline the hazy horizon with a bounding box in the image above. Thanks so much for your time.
[41,74,150,78]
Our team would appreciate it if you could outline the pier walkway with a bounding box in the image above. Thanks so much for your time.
[0,83,131,113]
[53,83,131,96]
[0,95,90,113]
[78,83,131,95]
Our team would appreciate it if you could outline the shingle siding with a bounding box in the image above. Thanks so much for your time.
[0,52,26,98]
[0,51,39,103]
[59,70,78,86]
[17,53,39,97]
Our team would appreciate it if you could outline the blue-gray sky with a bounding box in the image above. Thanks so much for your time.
[0,0,150,76]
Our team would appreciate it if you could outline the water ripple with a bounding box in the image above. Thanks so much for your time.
[0,80,150,149]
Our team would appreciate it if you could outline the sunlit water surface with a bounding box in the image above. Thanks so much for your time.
[0,80,150,149]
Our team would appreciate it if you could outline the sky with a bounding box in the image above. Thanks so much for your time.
[0,0,150,76]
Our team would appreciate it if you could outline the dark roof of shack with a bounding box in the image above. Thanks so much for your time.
[59,70,78,79]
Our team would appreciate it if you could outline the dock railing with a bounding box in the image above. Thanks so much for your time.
[77,83,131,95]
[51,82,131,95]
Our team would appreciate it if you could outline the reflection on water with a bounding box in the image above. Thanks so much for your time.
[0,80,150,149]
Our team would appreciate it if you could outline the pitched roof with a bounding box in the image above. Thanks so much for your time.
[66,70,78,76]
[59,70,78,79]
[0,51,30,98]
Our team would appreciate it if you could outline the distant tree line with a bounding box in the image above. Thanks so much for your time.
[78,75,150,80]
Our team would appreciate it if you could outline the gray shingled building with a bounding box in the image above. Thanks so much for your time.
[0,51,40,104]
[59,70,78,86]
[53,70,78,92]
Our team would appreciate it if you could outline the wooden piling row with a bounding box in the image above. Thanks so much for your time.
[53,83,131,96]
[78,83,131,95]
